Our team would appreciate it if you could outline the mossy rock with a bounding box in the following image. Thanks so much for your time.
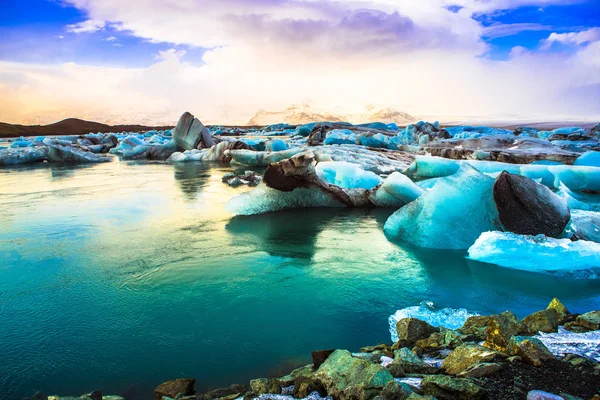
[485,311,520,351]
[520,309,559,335]
[396,318,438,344]
[153,378,195,400]
[458,316,490,339]
[421,375,485,400]
[315,349,395,400]
[442,344,504,375]
[506,336,555,367]
[547,298,570,324]
[389,348,437,375]
[249,378,282,395]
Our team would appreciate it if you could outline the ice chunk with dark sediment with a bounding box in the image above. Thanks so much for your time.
[0,146,48,166]
[467,231,600,277]
[44,138,111,163]
[227,148,304,166]
[384,165,500,249]
[173,111,215,150]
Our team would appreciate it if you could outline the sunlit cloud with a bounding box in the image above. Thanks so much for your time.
[66,19,106,34]
[0,0,598,124]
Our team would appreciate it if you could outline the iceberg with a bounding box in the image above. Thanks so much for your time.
[388,302,480,342]
[569,210,600,243]
[370,172,424,207]
[405,156,600,192]
[467,231,600,276]
[323,129,357,145]
[167,149,207,163]
[265,139,288,152]
[359,133,390,149]
[10,137,33,148]
[109,135,150,158]
[310,145,414,175]
[226,182,344,216]
[315,161,382,190]
[0,146,48,166]
[227,148,304,166]
[558,183,600,212]
[384,165,499,249]
[44,138,111,164]
[575,151,600,167]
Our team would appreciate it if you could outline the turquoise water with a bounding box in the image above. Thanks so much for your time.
[1,161,599,399]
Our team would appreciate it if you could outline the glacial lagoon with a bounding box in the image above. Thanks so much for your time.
[2,160,600,399]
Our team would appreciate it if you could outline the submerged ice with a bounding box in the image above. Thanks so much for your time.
[468,231,600,276]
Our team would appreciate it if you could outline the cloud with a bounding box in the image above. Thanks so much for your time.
[66,19,106,34]
[483,23,552,39]
[541,27,600,49]
[104,36,118,42]
[1,0,598,124]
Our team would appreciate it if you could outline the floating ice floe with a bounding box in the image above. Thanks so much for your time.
[388,301,480,342]
[310,145,414,174]
[316,161,383,190]
[227,148,304,166]
[265,138,288,152]
[405,156,600,192]
[226,183,344,216]
[575,151,600,167]
[467,231,600,276]
[44,138,111,164]
[324,129,358,145]
[569,210,600,242]
[0,146,48,166]
[370,172,424,207]
[10,136,33,148]
[384,165,500,249]
[558,183,600,212]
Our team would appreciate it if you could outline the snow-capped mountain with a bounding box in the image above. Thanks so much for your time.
[247,104,415,126]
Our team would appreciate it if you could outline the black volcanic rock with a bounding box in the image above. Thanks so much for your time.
[493,171,570,238]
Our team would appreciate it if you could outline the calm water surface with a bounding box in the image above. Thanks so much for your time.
[1,160,599,399]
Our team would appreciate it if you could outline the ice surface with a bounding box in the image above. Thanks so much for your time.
[467,231,600,276]
[10,137,33,148]
[445,126,512,139]
[537,327,600,362]
[0,146,48,166]
[226,183,344,216]
[575,151,600,167]
[405,156,600,192]
[109,135,150,158]
[384,165,499,249]
[316,161,383,190]
[167,149,207,163]
[558,183,600,212]
[568,210,600,243]
[265,139,288,152]
[359,133,391,149]
[310,145,414,175]
[324,129,358,145]
[370,172,424,207]
[228,148,304,166]
[44,138,111,163]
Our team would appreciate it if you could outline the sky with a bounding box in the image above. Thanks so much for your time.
[0,0,599,125]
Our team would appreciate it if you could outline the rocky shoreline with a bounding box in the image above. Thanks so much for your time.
[35,299,600,400]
